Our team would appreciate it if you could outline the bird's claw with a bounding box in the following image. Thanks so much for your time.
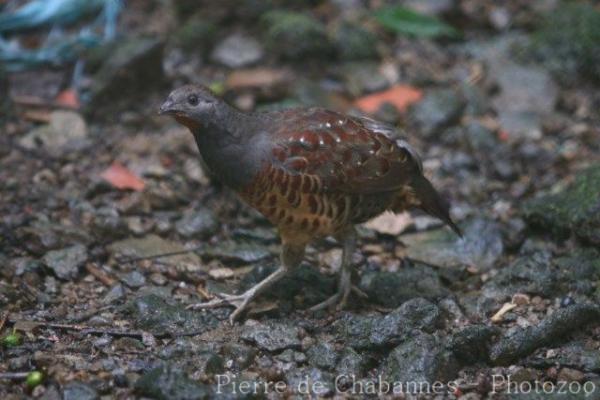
[187,292,253,324]
[308,285,367,312]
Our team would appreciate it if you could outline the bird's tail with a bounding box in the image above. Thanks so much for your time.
[411,174,462,237]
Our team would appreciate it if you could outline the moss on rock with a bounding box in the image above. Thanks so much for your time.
[523,165,600,245]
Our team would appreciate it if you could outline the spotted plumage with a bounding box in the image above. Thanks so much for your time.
[159,84,461,322]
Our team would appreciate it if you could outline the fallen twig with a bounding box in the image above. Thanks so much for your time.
[119,245,204,263]
[85,263,116,287]
[11,94,78,110]
[491,302,517,323]
[0,372,29,380]
[7,318,209,339]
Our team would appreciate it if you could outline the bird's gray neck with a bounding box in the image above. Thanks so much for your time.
[191,105,266,190]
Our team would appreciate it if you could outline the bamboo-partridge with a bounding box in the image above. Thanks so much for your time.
[159,84,461,322]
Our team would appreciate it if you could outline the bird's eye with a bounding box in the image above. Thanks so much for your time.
[187,94,199,106]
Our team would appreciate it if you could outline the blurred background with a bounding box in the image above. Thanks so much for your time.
[1,0,600,398]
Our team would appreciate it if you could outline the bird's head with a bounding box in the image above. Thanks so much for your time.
[159,84,220,130]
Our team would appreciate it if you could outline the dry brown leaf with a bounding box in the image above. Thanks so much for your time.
[364,212,413,235]
[101,162,145,191]
[355,84,422,114]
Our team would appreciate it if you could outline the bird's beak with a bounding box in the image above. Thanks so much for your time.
[159,98,176,115]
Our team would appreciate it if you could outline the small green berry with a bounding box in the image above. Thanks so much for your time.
[208,81,225,96]
[26,371,43,388]
[3,332,21,347]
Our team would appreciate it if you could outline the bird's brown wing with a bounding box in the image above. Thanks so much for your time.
[268,108,423,195]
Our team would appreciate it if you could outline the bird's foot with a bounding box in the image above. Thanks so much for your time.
[308,285,367,312]
[187,291,254,324]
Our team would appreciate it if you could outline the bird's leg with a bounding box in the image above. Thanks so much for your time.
[187,243,305,323]
[309,227,359,312]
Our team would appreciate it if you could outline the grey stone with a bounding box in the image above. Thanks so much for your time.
[102,284,126,304]
[463,121,498,152]
[211,33,264,68]
[222,343,257,369]
[307,343,339,371]
[201,240,271,263]
[125,294,220,337]
[261,11,332,60]
[175,208,218,239]
[42,244,88,280]
[482,251,556,300]
[381,333,459,385]
[410,87,465,138]
[359,265,448,308]
[333,22,378,60]
[336,347,367,378]
[20,219,93,253]
[62,382,99,400]
[474,35,558,140]
[121,270,146,288]
[530,341,600,372]
[108,235,201,270]
[490,304,600,365]
[336,298,443,350]
[240,263,336,306]
[90,206,128,240]
[403,218,503,272]
[286,367,335,396]
[523,165,600,245]
[172,14,217,53]
[19,111,88,157]
[340,62,388,96]
[135,364,211,400]
[532,3,600,83]
[87,37,164,115]
[240,321,301,352]
[449,324,500,364]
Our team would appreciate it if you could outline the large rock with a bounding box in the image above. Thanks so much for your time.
[381,333,459,386]
[107,234,202,271]
[240,321,301,352]
[333,22,378,60]
[532,3,600,84]
[42,244,88,280]
[492,63,557,141]
[200,240,271,264]
[490,304,600,365]
[359,264,448,308]
[523,165,600,245]
[62,381,99,400]
[409,87,465,138]
[125,294,220,337]
[175,208,218,239]
[135,364,212,400]
[470,34,558,141]
[18,111,88,157]
[482,251,556,301]
[172,14,217,54]
[448,324,499,364]
[261,11,333,60]
[307,342,339,371]
[211,33,264,68]
[86,37,164,116]
[402,218,503,272]
[239,263,336,308]
[336,298,443,350]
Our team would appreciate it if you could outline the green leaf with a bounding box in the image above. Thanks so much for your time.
[373,6,460,38]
